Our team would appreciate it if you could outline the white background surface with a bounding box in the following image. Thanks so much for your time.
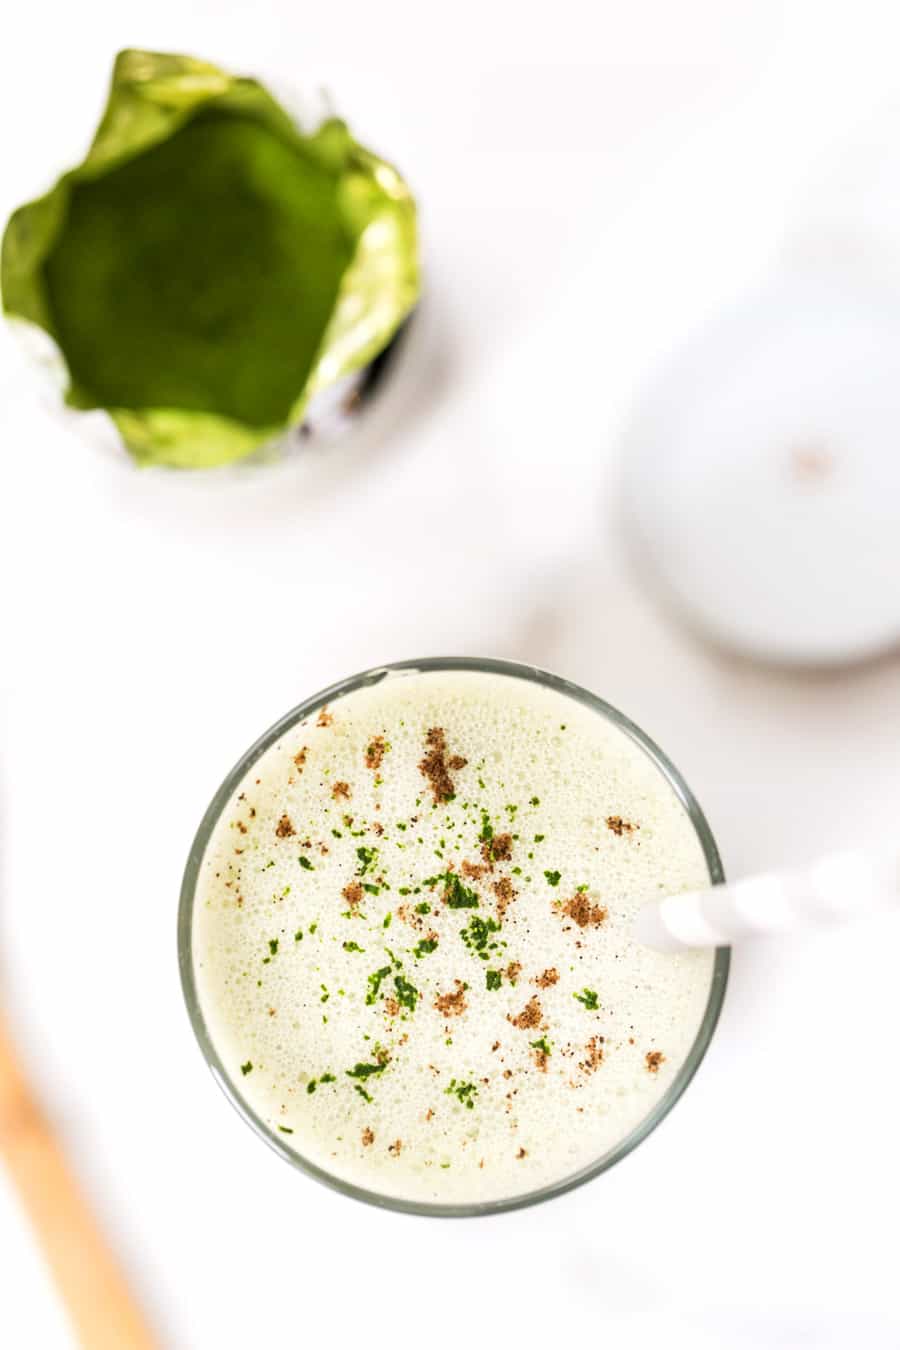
[2,2,900,1346]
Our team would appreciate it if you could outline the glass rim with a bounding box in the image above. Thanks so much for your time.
[178,655,729,1218]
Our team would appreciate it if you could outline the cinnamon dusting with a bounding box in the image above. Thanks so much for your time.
[434,980,468,1017]
[493,876,517,920]
[487,833,512,862]
[559,893,607,928]
[509,995,542,1030]
[580,1037,604,1074]
[342,881,363,910]
[365,735,387,771]
[418,727,467,803]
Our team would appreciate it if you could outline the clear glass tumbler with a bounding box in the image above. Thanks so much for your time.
[178,656,730,1216]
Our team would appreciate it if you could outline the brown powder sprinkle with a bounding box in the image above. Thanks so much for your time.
[645,1050,665,1073]
[606,815,638,836]
[331,781,351,800]
[579,1037,605,1074]
[493,876,517,920]
[559,893,608,928]
[534,968,559,988]
[317,707,334,727]
[509,995,542,1030]
[365,735,387,771]
[425,1108,434,1121]
[362,1128,374,1146]
[419,727,467,803]
[293,747,309,771]
[505,961,522,984]
[372,821,384,836]
[516,1147,527,1159]
[388,1139,402,1156]
[275,814,296,838]
[532,1045,550,1072]
[488,833,513,862]
[384,998,400,1018]
[434,980,468,1017]
[461,860,488,880]
[342,881,363,910]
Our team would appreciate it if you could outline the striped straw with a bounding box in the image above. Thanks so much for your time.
[632,848,900,952]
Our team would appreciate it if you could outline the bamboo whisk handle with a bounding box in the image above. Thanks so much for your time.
[0,1016,158,1349]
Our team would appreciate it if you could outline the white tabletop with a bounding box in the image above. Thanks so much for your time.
[2,3,900,1346]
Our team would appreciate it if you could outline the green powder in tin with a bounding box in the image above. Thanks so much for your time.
[43,113,355,427]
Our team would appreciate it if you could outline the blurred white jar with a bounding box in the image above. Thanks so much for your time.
[624,116,900,667]
[624,266,900,666]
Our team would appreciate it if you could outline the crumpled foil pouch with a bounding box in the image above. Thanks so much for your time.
[0,49,419,467]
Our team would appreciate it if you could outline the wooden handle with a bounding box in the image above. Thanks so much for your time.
[0,1014,159,1350]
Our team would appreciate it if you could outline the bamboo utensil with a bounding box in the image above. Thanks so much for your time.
[0,1012,158,1349]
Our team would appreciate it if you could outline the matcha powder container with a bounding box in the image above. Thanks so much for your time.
[0,50,420,467]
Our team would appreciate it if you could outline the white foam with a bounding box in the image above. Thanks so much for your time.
[192,670,716,1203]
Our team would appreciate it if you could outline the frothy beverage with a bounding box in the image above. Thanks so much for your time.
[189,667,719,1206]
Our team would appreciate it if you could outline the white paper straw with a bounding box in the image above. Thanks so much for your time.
[632,848,900,952]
